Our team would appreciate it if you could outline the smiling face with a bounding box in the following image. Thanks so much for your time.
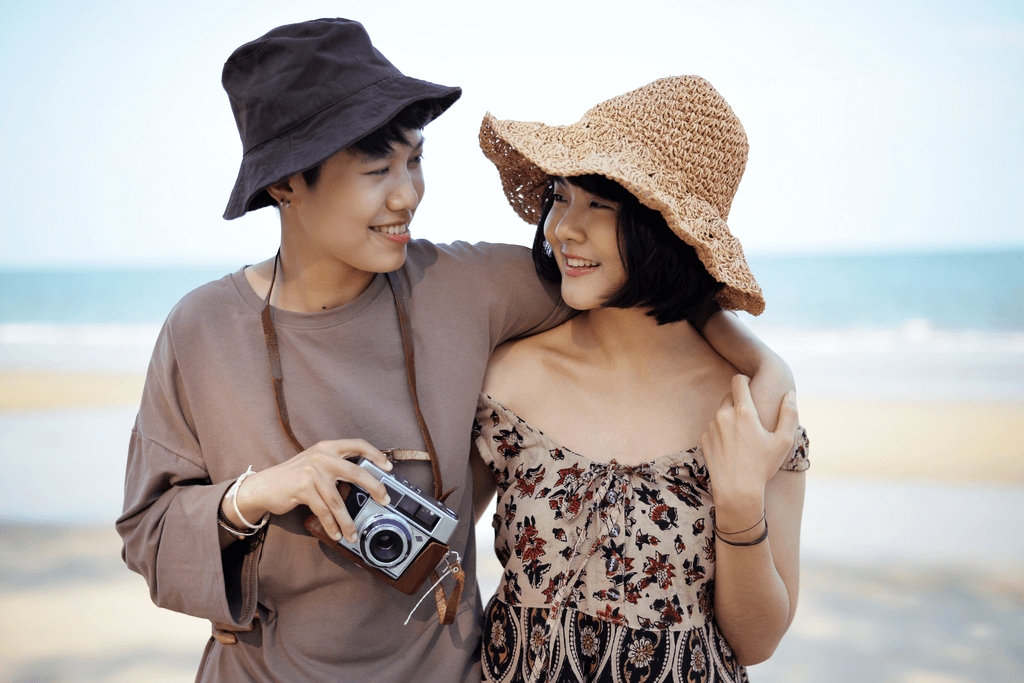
[282,132,426,278]
[543,177,628,311]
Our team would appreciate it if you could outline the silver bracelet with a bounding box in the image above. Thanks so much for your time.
[225,466,269,531]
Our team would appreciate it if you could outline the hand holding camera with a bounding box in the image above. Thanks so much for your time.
[220,438,394,544]
[304,456,459,594]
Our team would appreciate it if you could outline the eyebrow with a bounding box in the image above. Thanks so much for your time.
[359,134,425,162]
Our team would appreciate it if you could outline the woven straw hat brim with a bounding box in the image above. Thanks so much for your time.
[224,75,460,220]
[479,110,764,316]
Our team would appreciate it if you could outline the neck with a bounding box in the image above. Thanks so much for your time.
[249,220,379,313]
[281,259,375,314]
[567,306,698,369]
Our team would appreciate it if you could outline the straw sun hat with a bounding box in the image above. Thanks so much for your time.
[479,75,764,315]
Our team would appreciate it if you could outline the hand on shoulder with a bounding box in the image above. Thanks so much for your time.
[700,375,800,500]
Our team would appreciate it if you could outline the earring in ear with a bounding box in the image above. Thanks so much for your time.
[279,199,291,208]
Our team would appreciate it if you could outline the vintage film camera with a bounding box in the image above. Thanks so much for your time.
[306,457,459,594]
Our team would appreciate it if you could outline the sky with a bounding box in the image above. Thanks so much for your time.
[0,0,1022,268]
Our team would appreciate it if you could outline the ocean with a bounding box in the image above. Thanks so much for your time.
[1,248,1023,397]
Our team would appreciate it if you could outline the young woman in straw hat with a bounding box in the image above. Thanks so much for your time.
[473,76,807,682]
[117,19,791,683]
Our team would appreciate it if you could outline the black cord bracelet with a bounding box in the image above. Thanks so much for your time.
[714,518,769,547]
[217,504,260,539]
[714,509,766,535]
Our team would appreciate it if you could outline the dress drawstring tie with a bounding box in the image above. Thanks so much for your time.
[527,460,660,683]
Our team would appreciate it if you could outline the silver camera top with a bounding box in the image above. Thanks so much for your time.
[357,459,458,534]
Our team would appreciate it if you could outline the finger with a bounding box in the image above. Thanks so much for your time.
[717,389,735,412]
[773,391,800,448]
[714,390,736,434]
[332,438,393,471]
[211,624,237,645]
[315,471,363,538]
[212,620,255,633]
[337,458,391,507]
[730,374,754,411]
[308,479,354,543]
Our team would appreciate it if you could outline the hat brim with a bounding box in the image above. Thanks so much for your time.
[479,112,764,315]
[224,75,461,220]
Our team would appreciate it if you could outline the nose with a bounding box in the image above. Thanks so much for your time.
[386,169,421,213]
[550,204,587,245]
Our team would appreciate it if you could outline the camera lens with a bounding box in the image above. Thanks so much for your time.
[360,517,411,569]
[371,530,401,563]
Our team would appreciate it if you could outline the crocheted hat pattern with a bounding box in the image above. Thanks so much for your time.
[479,75,764,315]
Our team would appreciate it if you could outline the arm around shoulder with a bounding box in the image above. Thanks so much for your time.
[462,241,571,344]
[699,310,795,431]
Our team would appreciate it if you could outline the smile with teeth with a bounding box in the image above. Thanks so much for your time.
[565,257,599,268]
[371,224,408,235]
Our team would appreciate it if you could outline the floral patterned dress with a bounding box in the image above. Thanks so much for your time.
[473,393,810,683]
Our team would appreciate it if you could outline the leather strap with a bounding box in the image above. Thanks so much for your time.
[259,254,459,623]
[429,557,465,625]
[385,271,444,500]
[259,256,443,498]
[386,449,431,462]
[260,276,304,454]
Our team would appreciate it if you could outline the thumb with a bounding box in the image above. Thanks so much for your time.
[774,391,800,449]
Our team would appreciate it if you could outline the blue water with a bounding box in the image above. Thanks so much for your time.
[1,249,1022,331]
[745,249,1024,333]
[0,267,229,325]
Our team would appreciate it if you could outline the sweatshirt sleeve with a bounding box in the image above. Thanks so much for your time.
[445,241,571,346]
[115,321,261,626]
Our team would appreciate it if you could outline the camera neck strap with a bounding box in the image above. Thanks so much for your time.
[259,252,446,500]
[260,254,464,625]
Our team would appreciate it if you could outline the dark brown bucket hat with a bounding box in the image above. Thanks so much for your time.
[222,18,461,220]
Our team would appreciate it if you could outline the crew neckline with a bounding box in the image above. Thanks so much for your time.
[229,267,390,329]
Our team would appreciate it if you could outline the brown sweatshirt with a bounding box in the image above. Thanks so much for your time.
[117,240,566,682]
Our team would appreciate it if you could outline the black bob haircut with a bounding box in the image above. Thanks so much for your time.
[532,174,723,326]
[300,98,447,190]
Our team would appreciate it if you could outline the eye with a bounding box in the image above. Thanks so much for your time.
[408,154,424,166]
[366,166,389,177]
[552,193,566,202]
[591,200,615,210]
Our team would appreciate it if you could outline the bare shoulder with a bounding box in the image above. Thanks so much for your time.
[482,324,569,403]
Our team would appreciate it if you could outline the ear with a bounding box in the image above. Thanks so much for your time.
[266,176,299,207]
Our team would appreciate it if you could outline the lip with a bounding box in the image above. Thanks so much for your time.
[371,224,411,245]
[562,253,600,277]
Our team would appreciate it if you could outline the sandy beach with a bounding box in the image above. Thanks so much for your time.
[3,369,1022,481]
[0,371,145,411]
[1,373,1022,682]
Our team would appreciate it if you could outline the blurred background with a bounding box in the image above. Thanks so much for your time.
[1,1,1021,681]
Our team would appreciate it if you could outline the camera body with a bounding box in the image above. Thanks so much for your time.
[334,458,459,588]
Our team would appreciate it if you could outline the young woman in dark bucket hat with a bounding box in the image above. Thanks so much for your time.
[116,19,794,682]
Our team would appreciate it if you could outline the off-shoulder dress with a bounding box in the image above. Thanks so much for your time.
[473,393,809,683]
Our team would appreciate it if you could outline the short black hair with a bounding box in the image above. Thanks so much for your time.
[532,174,723,326]
[301,98,446,189]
